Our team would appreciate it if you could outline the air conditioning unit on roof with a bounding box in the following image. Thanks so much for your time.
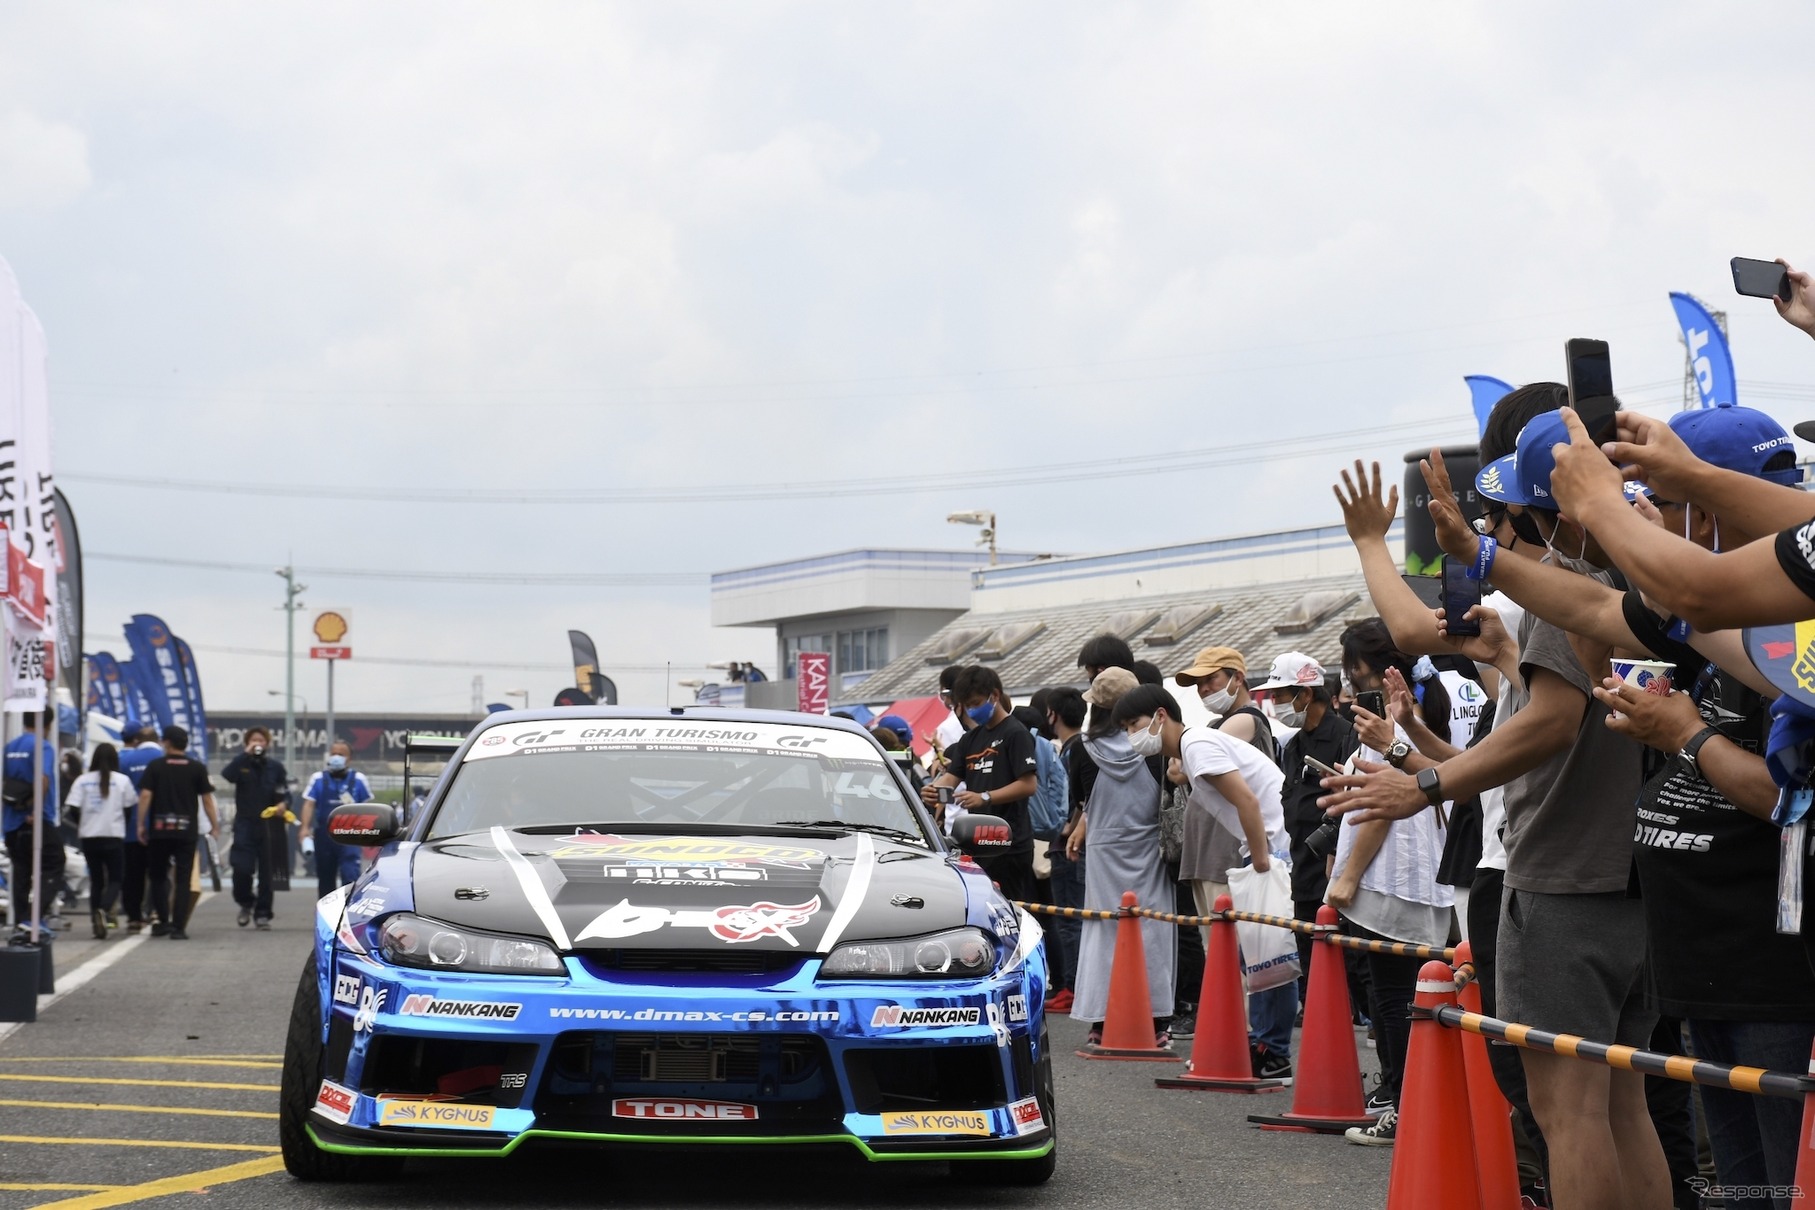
[1142,602,1223,647]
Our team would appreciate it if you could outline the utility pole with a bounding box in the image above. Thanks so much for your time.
[275,565,306,769]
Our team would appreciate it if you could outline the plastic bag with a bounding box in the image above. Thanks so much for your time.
[1225,858,1302,992]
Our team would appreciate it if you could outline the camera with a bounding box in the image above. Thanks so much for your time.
[1304,815,1343,860]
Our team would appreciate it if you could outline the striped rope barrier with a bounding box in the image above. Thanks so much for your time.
[1429,1005,1815,1099]
[1014,902,1123,922]
[1451,961,1476,990]
[1014,899,1457,958]
[1320,933,1457,962]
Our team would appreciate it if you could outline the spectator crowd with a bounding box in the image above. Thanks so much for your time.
[896,262,1815,1210]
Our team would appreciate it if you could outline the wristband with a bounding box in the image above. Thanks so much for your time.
[1466,535,1498,581]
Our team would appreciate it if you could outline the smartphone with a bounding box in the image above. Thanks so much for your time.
[935,786,954,805]
[1565,337,1619,444]
[1441,558,1483,637]
[1732,257,1792,301]
[1303,754,1342,779]
[1356,690,1386,718]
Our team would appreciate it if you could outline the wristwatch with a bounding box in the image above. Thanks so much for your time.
[1384,740,1412,769]
[1675,726,1720,782]
[981,791,993,806]
[1416,766,1444,808]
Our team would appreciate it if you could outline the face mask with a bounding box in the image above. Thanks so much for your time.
[966,702,996,727]
[1128,717,1165,757]
[249,743,265,756]
[1203,683,1238,715]
[327,754,347,771]
[1270,696,1306,729]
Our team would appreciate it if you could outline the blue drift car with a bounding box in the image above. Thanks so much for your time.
[279,709,1055,1184]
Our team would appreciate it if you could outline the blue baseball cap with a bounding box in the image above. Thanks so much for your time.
[875,714,913,746]
[1475,411,1568,507]
[1669,406,1801,488]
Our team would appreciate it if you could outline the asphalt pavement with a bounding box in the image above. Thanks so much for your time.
[0,894,1391,1209]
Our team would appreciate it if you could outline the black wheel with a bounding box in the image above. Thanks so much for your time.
[279,950,403,1181]
[955,1033,1058,1186]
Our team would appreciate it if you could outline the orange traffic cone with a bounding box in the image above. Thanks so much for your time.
[1156,894,1288,1092]
[1386,960,1484,1210]
[1454,942,1519,1210]
[1076,891,1179,1062]
[1248,905,1375,1130]
[1795,1039,1815,1196]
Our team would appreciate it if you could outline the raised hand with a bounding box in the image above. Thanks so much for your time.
[1774,259,1815,340]
[1419,449,1480,565]
[1334,460,1399,544]
[1548,406,1626,520]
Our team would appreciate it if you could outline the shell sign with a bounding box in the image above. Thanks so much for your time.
[312,611,349,643]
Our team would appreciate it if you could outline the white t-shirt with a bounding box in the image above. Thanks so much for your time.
[66,770,135,841]
[1177,725,1288,860]
[934,713,963,755]
[1475,590,1525,873]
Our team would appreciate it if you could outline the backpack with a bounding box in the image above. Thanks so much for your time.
[1217,704,1281,768]
[1027,734,1070,840]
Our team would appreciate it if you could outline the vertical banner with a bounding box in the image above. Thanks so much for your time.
[1669,292,1738,408]
[4,607,52,711]
[89,653,133,723]
[796,651,830,714]
[123,614,193,738]
[1464,375,1514,438]
[116,656,158,731]
[567,629,601,702]
[52,489,82,715]
[173,635,207,761]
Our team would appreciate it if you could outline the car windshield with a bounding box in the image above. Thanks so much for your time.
[426,718,926,843]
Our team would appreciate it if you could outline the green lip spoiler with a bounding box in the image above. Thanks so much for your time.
[308,1124,1053,1164]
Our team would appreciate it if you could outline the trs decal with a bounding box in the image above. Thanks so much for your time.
[574,896,821,947]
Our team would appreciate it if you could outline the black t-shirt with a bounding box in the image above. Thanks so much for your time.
[1624,592,1815,1019]
[1062,734,1097,814]
[140,754,214,839]
[1278,710,1359,903]
[1775,521,1815,601]
[945,714,1038,859]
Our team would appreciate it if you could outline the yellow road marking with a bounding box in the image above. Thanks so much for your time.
[0,1057,280,1069]
[0,1073,279,1092]
[25,1155,287,1209]
[0,1097,278,1119]
[0,1135,279,1152]
[0,1186,126,1193]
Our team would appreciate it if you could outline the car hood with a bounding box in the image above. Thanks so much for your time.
[406,829,971,954]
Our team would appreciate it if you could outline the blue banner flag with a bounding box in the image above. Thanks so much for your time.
[172,635,207,761]
[1465,375,1515,438]
[123,615,195,742]
[1669,292,1738,408]
[88,652,132,723]
[115,657,157,732]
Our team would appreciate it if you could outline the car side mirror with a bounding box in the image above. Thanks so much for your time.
[327,802,401,845]
[950,813,1013,853]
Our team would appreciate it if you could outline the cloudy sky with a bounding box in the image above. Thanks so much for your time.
[2,2,1813,717]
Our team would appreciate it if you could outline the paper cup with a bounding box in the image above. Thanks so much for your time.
[1611,658,1675,696]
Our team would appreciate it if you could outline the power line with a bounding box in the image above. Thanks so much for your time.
[62,413,1479,504]
[79,634,702,674]
[85,551,705,586]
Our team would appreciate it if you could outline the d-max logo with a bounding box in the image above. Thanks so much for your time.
[612,1098,759,1121]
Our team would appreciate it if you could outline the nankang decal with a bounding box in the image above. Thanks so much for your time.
[397,995,522,1020]
[870,1005,980,1027]
[549,1006,838,1023]
[574,896,822,947]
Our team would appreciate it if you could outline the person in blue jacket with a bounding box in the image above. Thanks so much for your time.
[298,741,372,899]
[116,726,165,933]
[3,711,60,934]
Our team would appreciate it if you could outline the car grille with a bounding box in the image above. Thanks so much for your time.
[536,1032,840,1134]
[580,948,804,976]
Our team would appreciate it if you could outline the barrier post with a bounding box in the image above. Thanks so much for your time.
[1155,894,1288,1093]
[1077,891,1180,1062]
[1453,942,1518,1210]
[1248,905,1376,1130]
[1386,961,1483,1210]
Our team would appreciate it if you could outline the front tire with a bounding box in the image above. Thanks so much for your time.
[278,950,402,1182]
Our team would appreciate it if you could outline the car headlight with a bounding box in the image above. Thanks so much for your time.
[376,912,565,976]
[819,928,997,978]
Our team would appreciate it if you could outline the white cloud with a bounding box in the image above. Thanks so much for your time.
[0,110,90,209]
